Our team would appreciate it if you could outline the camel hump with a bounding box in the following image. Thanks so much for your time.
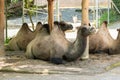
[102,21,108,28]
[99,21,108,29]
[42,24,50,33]
[19,23,32,33]
[35,22,42,31]
[103,21,108,25]
[36,22,42,28]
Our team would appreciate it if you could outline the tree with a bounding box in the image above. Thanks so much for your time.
[0,0,5,55]
[81,0,90,60]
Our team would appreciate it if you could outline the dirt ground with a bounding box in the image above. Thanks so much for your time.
[0,51,120,75]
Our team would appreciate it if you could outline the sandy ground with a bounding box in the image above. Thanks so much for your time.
[0,50,119,75]
[0,50,120,80]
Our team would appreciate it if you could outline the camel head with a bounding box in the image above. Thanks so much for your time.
[63,25,96,62]
[39,21,73,34]
[54,21,73,32]
[78,25,96,37]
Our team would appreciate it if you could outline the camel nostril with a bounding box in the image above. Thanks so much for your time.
[90,27,96,33]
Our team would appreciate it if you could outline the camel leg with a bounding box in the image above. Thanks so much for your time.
[50,49,63,64]
[25,43,34,59]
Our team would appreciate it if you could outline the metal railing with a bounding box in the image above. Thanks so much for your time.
[111,0,120,14]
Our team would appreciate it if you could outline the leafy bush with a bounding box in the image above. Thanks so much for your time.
[113,0,120,10]
[4,38,12,44]
[99,9,120,25]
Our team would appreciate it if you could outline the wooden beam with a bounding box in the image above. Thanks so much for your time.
[0,0,5,54]
[81,0,90,60]
[47,0,54,32]
[81,0,89,26]
[0,0,5,46]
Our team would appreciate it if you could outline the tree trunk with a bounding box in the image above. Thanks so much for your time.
[47,0,54,32]
[0,0,5,55]
[81,0,90,60]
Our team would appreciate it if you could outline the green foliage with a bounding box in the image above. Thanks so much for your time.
[99,9,120,25]
[11,0,19,3]
[24,0,36,30]
[113,0,120,10]
[4,38,12,44]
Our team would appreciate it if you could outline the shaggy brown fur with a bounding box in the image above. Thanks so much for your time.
[25,24,95,64]
[89,21,114,53]
[109,29,120,54]
[6,22,42,51]
[5,21,73,51]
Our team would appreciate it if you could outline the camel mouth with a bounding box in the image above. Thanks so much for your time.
[89,27,96,35]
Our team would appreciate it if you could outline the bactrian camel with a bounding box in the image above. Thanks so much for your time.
[6,21,73,51]
[25,24,95,64]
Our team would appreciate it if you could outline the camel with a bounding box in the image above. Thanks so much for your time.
[25,24,95,64]
[109,28,120,55]
[5,22,42,51]
[6,21,73,51]
[89,21,114,53]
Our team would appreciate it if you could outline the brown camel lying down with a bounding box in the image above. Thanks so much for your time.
[25,24,95,64]
[89,21,114,53]
[109,29,120,55]
[6,21,73,51]
[5,22,42,51]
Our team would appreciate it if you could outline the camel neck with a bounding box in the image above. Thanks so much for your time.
[63,30,87,61]
[73,34,87,57]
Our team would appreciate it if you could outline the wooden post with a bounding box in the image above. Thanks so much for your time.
[81,0,89,26]
[47,0,54,32]
[81,0,90,60]
[0,0,5,55]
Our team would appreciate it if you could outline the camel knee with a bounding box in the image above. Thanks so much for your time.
[25,52,34,59]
